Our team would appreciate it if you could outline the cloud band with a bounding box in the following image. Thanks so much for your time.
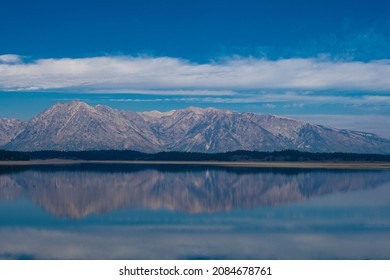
[1,55,390,93]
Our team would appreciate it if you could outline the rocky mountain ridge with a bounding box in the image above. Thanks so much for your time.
[1,100,390,153]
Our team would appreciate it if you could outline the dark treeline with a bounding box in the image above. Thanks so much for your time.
[0,150,30,161]
[1,149,390,162]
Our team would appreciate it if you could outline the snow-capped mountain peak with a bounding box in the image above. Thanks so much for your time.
[1,101,390,154]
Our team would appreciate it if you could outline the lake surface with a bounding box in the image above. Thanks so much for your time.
[0,164,390,260]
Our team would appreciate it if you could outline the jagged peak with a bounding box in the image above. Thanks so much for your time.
[69,99,86,105]
[183,106,234,115]
[3,100,390,154]
[246,112,309,124]
[184,106,205,113]
[0,118,23,124]
[269,114,308,123]
[142,109,176,118]
[63,100,91,109]
[42,100,94,114]
[95,104,119,113]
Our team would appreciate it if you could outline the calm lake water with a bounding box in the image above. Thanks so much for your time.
[0,164,390,260]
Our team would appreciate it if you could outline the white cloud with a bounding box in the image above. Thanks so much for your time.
[0,54,23,64]
[1,54,390,93]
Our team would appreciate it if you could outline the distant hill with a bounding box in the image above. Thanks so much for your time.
[1,101,390,154]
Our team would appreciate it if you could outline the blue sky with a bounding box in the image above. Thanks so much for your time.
[1,0,390,137]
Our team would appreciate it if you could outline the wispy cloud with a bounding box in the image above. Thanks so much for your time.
[0,54,23,64]
[254,92,390,105]
[97,89,235,96]
[107,92,390,106]
[1,54,390,93]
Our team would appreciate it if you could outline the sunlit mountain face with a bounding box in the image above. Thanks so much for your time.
[1,101,390,153]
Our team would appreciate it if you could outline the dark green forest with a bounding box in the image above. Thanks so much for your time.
[0,150,30,161]
[1,149,389,162]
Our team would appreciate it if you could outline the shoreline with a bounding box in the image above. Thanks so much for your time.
[1,159,390,170]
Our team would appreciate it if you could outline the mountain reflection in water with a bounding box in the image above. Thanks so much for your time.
[1,164,390,260]
[0,164,389,218]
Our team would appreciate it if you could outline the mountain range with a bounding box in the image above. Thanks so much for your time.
[1,100,390,154]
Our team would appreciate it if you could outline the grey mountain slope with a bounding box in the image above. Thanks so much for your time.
[2,100,390,153]
[0,118,25,146]
[4,101,159,152]
[244,113,390,153]
[140,107,289,152]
